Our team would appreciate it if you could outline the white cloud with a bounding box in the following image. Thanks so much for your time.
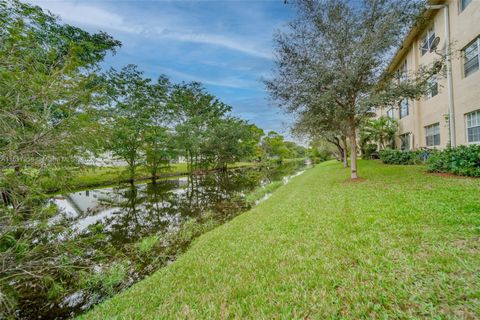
[28,0,143,34]
[159,67,258,89]
[27,0,272,59]
[155,28,272,59]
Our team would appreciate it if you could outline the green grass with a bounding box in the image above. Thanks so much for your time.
[80,160,480,319]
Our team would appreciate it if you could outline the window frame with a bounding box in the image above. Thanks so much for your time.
[420,26,435,56]
[425,123,441,147]
[399,99,409,119]
[387,107,395,119]
[463,36,480,78]
[397,59,408,82]
[466,110,480,144]
[400,133,411,151]
[424,75,438,100]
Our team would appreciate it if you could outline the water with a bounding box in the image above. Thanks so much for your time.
[15,161,307,319]
[12,162,308,319]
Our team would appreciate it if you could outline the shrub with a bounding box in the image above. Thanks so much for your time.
[427,145,480,177]
[362,143,378,159]
[135,235,159,254]
[379,149,421,165]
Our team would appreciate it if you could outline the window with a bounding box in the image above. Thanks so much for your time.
[421,26,435,56]
[401,59,407,81]
[399,99,409,118]
[425,123,440,147]
[461,0,472,11]
[425,75,438,99]
[463,37,480,77]
[466,110,480,143]
[400,133,411,151]
[397,59,408,82]
[387,108,395,119]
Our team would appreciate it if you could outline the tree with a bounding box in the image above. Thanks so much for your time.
[361,116,399,150]
[170,82,230,171]
[104,65,166,181]
[245,124,266,162]
[309,139,336,162]
[204,118,262,170]
[292,114,349,167]
[142,76,176,180]
[0,0,120,175]
[0,0,120,315]
[266,0,439,179]
[143,126,175,180]
[262,131,292,161]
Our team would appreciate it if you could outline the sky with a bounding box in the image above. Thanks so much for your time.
[28,0,297,139]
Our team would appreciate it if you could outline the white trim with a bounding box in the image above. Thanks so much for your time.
[463,36,480,78]
[465,109,480,144]
[425,123,441,147]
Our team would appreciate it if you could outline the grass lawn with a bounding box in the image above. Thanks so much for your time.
[80,160,480,319]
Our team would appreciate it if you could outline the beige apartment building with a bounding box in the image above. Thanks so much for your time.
[378,0,480,150]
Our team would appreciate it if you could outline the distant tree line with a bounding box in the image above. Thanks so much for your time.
[102,66,306,181]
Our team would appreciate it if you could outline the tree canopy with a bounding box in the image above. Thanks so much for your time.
[266,0,440,178]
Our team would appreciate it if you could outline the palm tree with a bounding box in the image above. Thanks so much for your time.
[361,116,399,150]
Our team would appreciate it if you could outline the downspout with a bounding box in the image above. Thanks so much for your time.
[427,4,456,147]
[443,5,456,147]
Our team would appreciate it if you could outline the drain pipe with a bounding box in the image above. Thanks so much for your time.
[428,4,456,147]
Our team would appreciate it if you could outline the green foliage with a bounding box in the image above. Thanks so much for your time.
[135,235,159,254]
[284,141,307,159]
[203,118,263,169]
[361,116,399,150]
[143,126,176,178]
[104,65,173,180]
[80,262,128,297]
[261,131,292,160]
[309,146,332,163]
[380,145,480,177]
[0,0,120,171]
[427,145,480,177]
[379,149,424,165]
[171,82,231,170]
[362,143,378,160]
[0,2,120,316]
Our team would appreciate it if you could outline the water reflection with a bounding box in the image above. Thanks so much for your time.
[53,169,267,245]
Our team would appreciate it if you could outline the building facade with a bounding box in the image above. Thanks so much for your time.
[377,0,480,150]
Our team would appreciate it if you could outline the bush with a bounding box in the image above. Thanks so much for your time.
[379,149,423,165]
[362,143,378,159]
[427,145,480,177]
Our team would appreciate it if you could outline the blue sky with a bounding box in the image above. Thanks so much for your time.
[28,0,296,139]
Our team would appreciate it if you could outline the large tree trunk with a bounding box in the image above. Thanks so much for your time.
[349,128,358,179]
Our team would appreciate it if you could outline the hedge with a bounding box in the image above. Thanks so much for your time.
[426,145,480,177]
[379,145,480,177]
[378,149,429,165]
